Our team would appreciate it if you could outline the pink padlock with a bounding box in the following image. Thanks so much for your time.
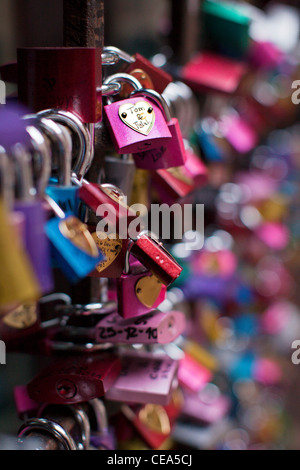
[103,73,172,155]
[178,353,212,393]
[105,351,179,405]
[117,257,167,319]
[96,309,186,345]
[218,111,258,154]
[181,386,231,425]
[130,88,187,170]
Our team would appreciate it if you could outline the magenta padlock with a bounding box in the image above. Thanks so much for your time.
[96,309,186,345]
[181,386,231,425]
[130,88,187,170]
[103,73,172,155]
[17,47,102,123]
[117,257,167,319]
[105,351,179,405]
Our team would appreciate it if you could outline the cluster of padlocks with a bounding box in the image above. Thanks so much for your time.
[0,0,300,451]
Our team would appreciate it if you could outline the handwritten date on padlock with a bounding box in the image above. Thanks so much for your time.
[27,355,122,405]
[96,310,186,345]
[105,352,178,405]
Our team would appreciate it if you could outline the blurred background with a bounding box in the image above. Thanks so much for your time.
[0,0,300,450]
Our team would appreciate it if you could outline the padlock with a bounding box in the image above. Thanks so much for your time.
[0,152,41,310]
[105,351,179,406]
[177,352,213,393]
[14,385,40,421]
[116,254,167,319]
[17,47,102,123]
[121,403,172,449]
[37,109,94,181]
[103,73,172,155]
[181,51,247,95]
[118,69,154,99]
[27,353,122,405]
[35,116,81,215]
[77,182,138,237]
[12,138,54,295]
[44,195,105,284]
[181,384,231,425]
[103,46,172,94]
[87,399,116,450]
[130,87,187,169]
[129,232,183,287]
[88,231,130,279]
[95,308,186,345]
[202,0,251,59]
[151,145,208,205]
[18,417,78,450]
[37,402,92,450]
[51,305,185,347]
[218,110,258,154]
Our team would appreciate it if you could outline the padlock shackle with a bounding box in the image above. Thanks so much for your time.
[102,50,121,66]
[130,88,172,123]
[103,46,135,65]
[36,117,73,187]
[87,399,109,436]
[0,146,15,210]
[103,73,144,105]
[11,143,36,202]
[37,110,92,182]
[24,123,52,197]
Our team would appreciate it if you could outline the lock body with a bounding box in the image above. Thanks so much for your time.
[117,260,167,319]
[130,234,183,286]
[104,96,172,154]
[95,309,186,344]
[27,354,122,405]
[17,48,102,123]
[105,352,178,405]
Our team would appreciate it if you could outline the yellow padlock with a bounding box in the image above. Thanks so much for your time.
[0,198,41,312]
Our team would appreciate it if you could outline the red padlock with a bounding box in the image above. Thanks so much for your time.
[129,232,183,287]
[103,46,172,94]
[27,354,122,405]
[17,47,102,123]
[181,51,247,95]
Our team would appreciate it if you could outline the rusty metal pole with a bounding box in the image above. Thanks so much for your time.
[62,0,106,304]
[63,0,104,48]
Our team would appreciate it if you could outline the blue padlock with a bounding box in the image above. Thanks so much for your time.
[36,116,81,216]
[45,195,105,284]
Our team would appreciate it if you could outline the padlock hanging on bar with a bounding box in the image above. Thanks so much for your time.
[0,148,41,310]
[11,130,54,295]
[103,73,173,155]
[116,252,167,319]
[26,353,122,405]
[103,46,173,94]
[44,194,105,284]
[130,87,187,170]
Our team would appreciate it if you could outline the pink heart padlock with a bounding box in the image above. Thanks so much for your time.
[103,73,172,155]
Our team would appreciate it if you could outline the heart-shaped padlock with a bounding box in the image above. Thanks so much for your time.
[103,73,172,155]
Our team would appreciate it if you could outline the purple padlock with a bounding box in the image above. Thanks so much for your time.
[103,73,172,155]
[12,128,54,294]
[105,351,179,405]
